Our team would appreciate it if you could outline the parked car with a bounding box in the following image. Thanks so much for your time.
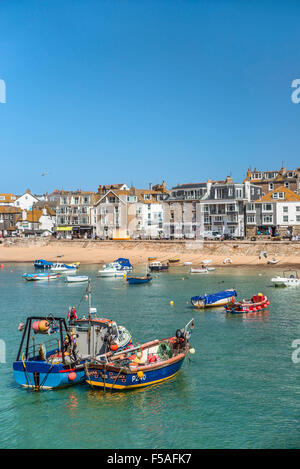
[202,231,222,240]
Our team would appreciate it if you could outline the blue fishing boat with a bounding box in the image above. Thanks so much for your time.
[127,273,152,285]
[85,319,195,391]
[34,259,53,269]
[191,289,237,308]
[13,282,133,390]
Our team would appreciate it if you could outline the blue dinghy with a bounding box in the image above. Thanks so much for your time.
[127,274,152,285]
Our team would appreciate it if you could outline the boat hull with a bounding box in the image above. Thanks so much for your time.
[13,361,86,389]
[86,356,185,391]
[127,277,152,285]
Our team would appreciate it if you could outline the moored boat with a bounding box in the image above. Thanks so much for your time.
[190,267,209,274]
[191,289,237,308]
[127,274,152,285]
[13,282,132,390]
[51,263,76,272]
[149,261,169,272]
[65,275,89,283]
[85,319,195,391]
[169,258,180,263]
[22,272,59,282]
[225,293,269,314]
[34,259,53,269]
[271,270,300,287]
[98,267,127,277]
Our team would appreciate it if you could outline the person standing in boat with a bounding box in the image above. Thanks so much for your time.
[67,306,77,324]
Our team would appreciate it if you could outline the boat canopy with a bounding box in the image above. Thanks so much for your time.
[34,259,53,266]
[191,289,237,305]
[115,258,132,268]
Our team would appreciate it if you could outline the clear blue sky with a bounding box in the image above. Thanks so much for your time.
[1,0,300,194]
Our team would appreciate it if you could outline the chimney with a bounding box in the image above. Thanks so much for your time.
[149,183,152,190]
[225,176,233,184]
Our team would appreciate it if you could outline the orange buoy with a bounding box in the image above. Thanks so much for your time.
[68,372,77,381]
[110,343,118,351]
[39,320,49,332]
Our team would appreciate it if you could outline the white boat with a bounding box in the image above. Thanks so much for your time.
[206,267,216,272]
[190,267,209,274]
[267,258,280,265]
[51,263,74,272]
[271,270,300,287]
[202,259,212,265]
[184,262,193,266]
[66,275,89,283]
[98,267,127,278]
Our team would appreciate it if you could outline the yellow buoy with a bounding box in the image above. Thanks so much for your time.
[170,300,174,306]
[182,277,184,280]
[123,273,126,278]
[137,371,144,379]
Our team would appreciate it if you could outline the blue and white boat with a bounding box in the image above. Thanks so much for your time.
[50,263,77,272]
[34,259,53,269]
[191,289,237,308]
[22,272,59,282]
[85,319,194,392]
[112,258,133,271]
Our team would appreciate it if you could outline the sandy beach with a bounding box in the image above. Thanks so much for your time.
[0,238,300,267]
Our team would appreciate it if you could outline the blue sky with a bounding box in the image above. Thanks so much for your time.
[1,0,300,194]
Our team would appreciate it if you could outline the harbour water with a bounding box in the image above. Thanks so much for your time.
[0,264,299,448]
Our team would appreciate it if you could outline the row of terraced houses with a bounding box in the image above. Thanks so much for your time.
[1,166,300,240]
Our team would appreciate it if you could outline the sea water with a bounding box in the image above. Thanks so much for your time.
[0,264,299,449]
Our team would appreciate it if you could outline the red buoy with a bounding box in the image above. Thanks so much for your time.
[68,372,77,381]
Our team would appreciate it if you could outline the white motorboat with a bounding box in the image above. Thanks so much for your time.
[98,267,127,277]
[65,275,89,283]
[190,267,209,274]
[184,262,193,266]
[271,270,300,287]
[51,263,75,272]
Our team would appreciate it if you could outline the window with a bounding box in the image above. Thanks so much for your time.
[269,183,274,191]
[283,216,288,223]
[144,194,151,200]
[235,188,243,198]
[284,182,289,188]
[283,206,288,213]
[262,204,273,211]
[228,188,233,196]
[263,215,273,224]
[296,215,300,222]
[246,203,255,211]
[0,196,4,201]
[247,216,255,224]
[296,206,300,212]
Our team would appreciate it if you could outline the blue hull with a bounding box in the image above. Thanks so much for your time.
[86,357,185,391]
[13,360,86,389]
[127,277,152,285]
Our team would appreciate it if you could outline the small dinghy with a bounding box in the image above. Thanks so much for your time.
[225,293,269,314]
[191,289,237,308]
[169,258,180,263]
[85,319,195,391]
[65,275,89,283]
[22,273,59,282]
[190,267,209,274]
[127,273,152,285]
[267,258,280,265]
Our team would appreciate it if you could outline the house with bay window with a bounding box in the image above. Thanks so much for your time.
[55,191,96,237]
[245,186,300,237]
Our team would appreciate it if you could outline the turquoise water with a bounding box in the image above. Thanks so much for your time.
[0,263,300,449]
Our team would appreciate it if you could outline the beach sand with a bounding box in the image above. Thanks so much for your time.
[0,239,300,267]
